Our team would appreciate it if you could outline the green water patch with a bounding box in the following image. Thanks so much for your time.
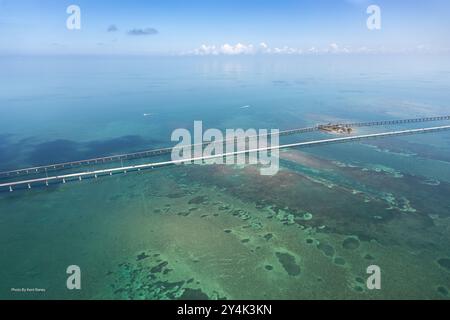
[167,192,186,199]
[362,164,404,178]
[342,237,360,250]
[279,158,382,202]
[150,261,169,273]
[263,233,273,241]
[218,203,232,211]
[317,242,335,257]
[366,138,450,164]
[136,252,150,261]
[437,258,450,272]
[421,179,441,186]
[188,195,209,205]
[111,260,183,299]
[284,149,450,224]
[437,286,448,297]
[364,254,375,261]
[260,204,296,225]
[110,251,226,300]
[348,276,367,294]
[247,220,264,230]
[180,164,405,247]
[179,288,209,300]
[333,257,346,266]
[275,252,301,276]
[301,212,313,221]
[108,194,123,202]
[352,285,364,293]
[153,206,171,214]
[355,277,365,284]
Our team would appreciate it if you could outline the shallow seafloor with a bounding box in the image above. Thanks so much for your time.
[1,55,450,300]
[1,143,450,300]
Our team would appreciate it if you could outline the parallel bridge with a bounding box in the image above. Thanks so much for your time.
[1,124,450,192]
[1,115,449,179]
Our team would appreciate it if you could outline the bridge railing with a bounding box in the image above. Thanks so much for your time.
[1,115,449,179]
[1,124,450,193]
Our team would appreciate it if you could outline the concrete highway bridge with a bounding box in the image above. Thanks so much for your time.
[1,121,449,192]
[1,115,449,180]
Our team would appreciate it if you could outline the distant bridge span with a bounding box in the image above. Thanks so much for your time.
[1,124,450,192]
[1,115,449,179]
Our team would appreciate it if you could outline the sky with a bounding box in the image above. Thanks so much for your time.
[0,0,449,55]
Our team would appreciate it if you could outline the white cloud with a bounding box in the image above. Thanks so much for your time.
[183,42,440,56]
[326,42,353,54]
[329,43,339,52]
[222,43,255,55]
[191,43,255,55]
[308,46,318,53]
[188,42,305,56]
[194,44,218,55]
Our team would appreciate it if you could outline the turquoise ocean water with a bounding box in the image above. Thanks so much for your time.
[0,55,450,299]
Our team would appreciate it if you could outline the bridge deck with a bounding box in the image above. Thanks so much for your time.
[2,124,450,192]
[1,115,449,178]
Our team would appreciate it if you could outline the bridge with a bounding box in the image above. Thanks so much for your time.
[1,115,449,179]
[1,124,450,192]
